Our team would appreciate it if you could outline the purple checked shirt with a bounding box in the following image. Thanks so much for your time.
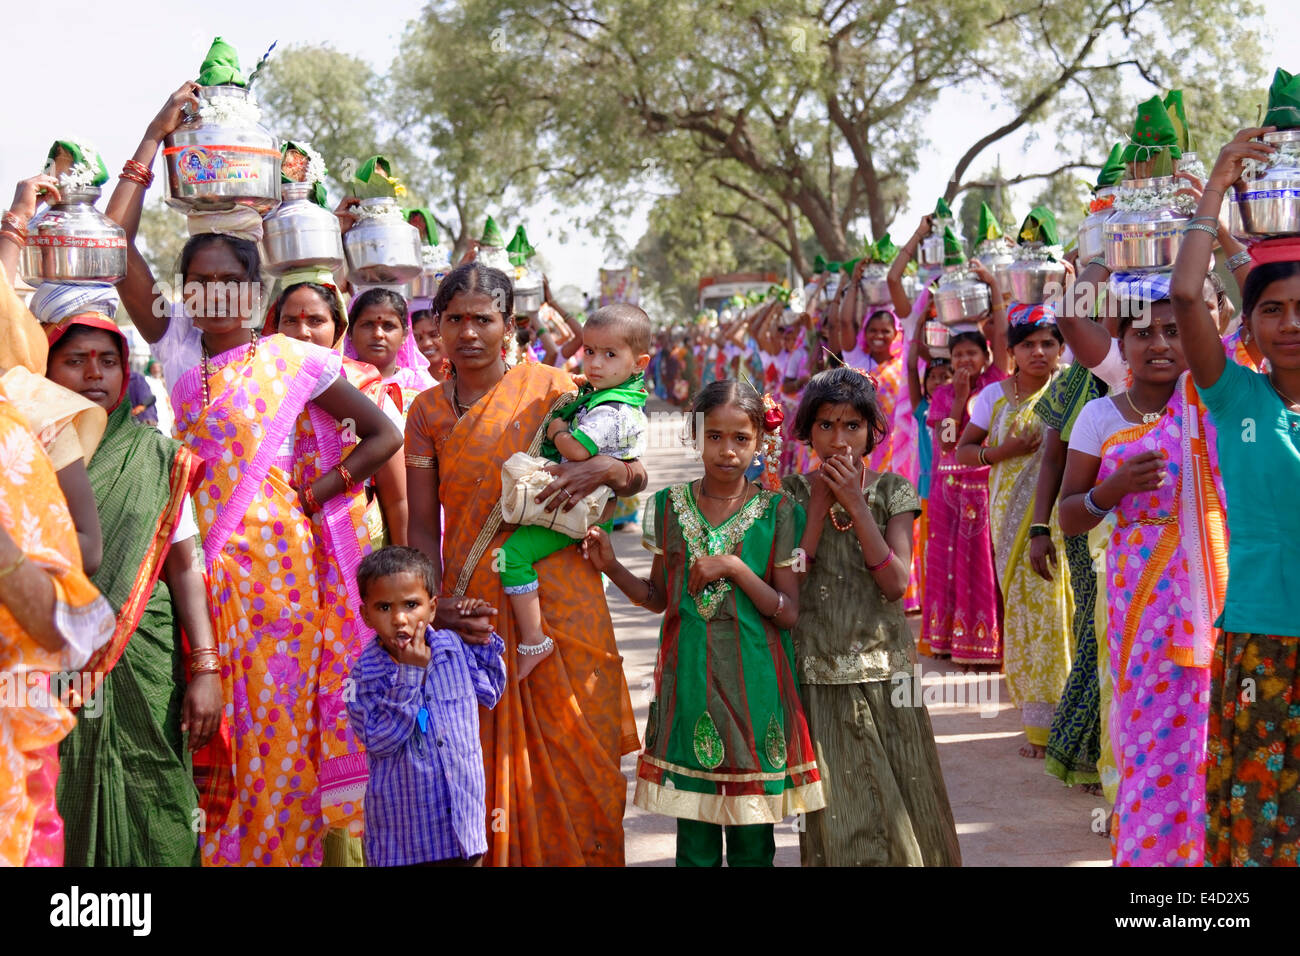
[347,626,506,866]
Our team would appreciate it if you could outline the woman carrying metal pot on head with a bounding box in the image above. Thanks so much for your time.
[106,76,403,866]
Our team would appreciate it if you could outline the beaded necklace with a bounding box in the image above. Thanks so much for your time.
[201,329,259,409]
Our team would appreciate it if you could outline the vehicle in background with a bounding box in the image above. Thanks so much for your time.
[697,271,780,316]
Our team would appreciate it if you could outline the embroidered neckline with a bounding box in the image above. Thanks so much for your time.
[670,482,777,620]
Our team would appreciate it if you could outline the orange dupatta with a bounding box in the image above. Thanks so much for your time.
[406,362,639,866]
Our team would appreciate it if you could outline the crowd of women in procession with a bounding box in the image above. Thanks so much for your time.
[1,56,1297,868]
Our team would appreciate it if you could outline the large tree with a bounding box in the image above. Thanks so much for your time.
[400,0,1266,274]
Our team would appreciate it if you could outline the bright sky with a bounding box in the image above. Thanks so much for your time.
[1,1,1290,309]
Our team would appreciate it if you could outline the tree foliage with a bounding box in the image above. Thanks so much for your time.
[399,0,1267,275]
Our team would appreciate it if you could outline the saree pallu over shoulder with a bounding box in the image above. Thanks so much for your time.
[0,385,115,867]
[173,334,359,865]
[290,356,379,820]
[406,362,639,866]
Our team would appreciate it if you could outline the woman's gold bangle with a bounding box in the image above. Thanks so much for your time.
[0,551,26,579]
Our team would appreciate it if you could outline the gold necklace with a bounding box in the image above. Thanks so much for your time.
[1124,390,1162,425]
[828,463,870,532]
[451,359,509,420]
[1269,374,1300,411]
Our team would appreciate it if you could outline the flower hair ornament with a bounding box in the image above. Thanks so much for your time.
[821,345,882,392]
[736,373,785,490]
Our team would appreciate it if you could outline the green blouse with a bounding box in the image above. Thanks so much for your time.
[781,471,921,685]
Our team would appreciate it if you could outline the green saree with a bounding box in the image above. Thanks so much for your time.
[56,403,205,866]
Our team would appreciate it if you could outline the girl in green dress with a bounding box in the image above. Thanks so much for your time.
[783,367,961,866]
[585,380,825,866]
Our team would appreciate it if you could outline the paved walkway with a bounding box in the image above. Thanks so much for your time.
[610,399,1111,866]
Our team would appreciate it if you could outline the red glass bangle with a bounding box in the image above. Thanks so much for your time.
[866,548,894,573]
[302,483,321,515]
[120,159,154,187]
[335,463,356,491]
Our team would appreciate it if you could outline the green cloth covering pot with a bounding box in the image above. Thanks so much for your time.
[942,226,965,267]
[935,197,953,219]
[281,142,328,208]
[46,140,109,188]
[197,36,244,86]
[1163,90,1195,153]
[1120,94,1182,164]
[506,225,536,266]
[1018,206,1060,246]
[480,215,506,248]
[1264,67,1300,130]
[977,202,1002,242]
[1096,143,1125,189]
[404,207,439,245]
[813,255,827,274]
[351,156,403,199]
[865,233,898,264]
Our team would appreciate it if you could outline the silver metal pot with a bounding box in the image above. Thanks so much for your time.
[858,263,892,305]
[1007,246,1066,304]
[1077,186,1117,264]
[1232,130,1300,238]
[408,269,441,299]
[1103,176,1187,272]
[261,182,344,275]
[923,320,951,355]
[917,220,956,271]
[407,245,453,298]
[933,268,991,325]
[975,239,1015,298]
[343,199,423,285]
[22,186,126,285]
[513,268,544,314]
[164,85,281,213]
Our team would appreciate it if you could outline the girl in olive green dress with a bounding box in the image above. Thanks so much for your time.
[782,367,961,866]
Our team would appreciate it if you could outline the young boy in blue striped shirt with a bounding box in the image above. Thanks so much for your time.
[348,547,506,867]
